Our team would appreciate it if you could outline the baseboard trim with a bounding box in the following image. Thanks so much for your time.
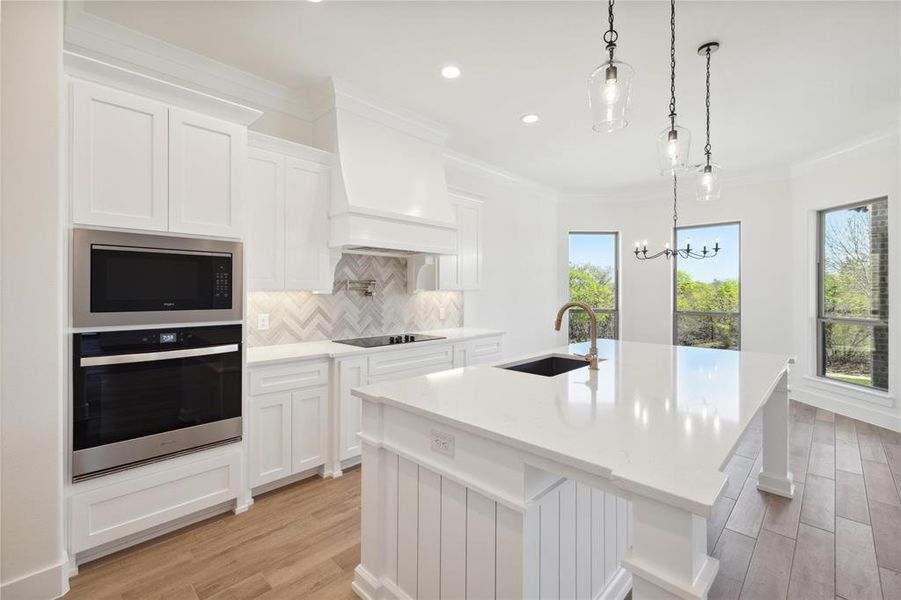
[792,388,901,432]
[597,567,633,600]
[73,499,235,567]
[0,556,70,600]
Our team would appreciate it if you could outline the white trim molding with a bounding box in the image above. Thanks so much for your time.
[63,0,310,120]
[0,556,70,600]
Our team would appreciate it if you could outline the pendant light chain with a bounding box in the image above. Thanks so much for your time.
[673,172,678,229]
[668,0,676,129]
[604,0,618,62]
[704,46,712,167]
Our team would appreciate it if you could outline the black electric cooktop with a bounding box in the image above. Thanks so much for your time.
[334,333,445,348]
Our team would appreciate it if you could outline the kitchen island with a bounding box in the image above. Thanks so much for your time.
[351,339,794,600]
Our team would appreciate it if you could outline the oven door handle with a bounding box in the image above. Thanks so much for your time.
[79,344,239,367]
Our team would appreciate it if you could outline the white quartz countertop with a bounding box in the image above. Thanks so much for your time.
[246,327,504,365]
[352,339,792,515]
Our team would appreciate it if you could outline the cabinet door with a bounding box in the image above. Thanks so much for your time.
[250,392,292,488]
[284,157,332,291]
[338,358,368,461]
[457,198,483,290]
[169,108,245,238]
[246,148,285,290]
[291,387,327,473]
[71,80,168,231]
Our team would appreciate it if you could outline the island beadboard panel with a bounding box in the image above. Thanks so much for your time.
[247,254,463,346]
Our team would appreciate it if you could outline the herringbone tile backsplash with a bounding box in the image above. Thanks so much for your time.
[247,254,463,347]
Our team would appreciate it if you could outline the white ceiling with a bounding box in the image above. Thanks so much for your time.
[83,1,900,192]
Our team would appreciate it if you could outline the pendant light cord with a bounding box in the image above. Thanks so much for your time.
[704,46,712,167]
[604,0,618,62]
[668,0,676,129]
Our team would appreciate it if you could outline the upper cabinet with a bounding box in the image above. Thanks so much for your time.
[66,54,260,238]
[71,81,169,231]
[439,193,484,290]
[246,133,337,293]
[168,108,245,238]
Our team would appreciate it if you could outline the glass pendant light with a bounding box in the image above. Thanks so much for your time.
[696,41,721,202]
[588,0,634,132]
[656,0,691,174]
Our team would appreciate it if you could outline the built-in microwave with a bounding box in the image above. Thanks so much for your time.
[73,228,243,327]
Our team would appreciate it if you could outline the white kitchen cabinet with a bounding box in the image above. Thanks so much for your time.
[439,194,484,290]
[337,357,368,462]
[168,108,245,238]
[69,77,249,238]
[453,335,504,368]
[246,148,286,290]
[250,392,293,488]
[284,157,333,290]
[71,80,169,231]
[246,134,335,292]
[292,387,328,472]
[248,359,330,490]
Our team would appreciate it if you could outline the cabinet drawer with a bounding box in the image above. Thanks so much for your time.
[367,344,455,381]
[250,360,328,395]
[70,448,240,553]
[470,337,503,362]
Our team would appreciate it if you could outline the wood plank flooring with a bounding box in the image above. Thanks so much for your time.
[64,401,901,600]
[64,469,362,600]
[709,402,901,600]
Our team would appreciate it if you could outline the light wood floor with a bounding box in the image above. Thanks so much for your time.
[64,468,362,600]
[64,402,901,600]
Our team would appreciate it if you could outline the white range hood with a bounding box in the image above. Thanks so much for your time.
[313,80,457,256]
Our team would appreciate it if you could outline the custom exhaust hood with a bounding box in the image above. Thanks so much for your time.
[312,79,457,257]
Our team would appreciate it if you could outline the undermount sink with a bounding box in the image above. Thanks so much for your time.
[498,354,591,377]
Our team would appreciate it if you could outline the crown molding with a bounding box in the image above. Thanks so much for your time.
[790,127,900,176]
[559,163,792,205]
[309,78,450,146]
[248,131,331,165]
[65,52,262,125]
[443,149,560,200]
[63,0,311,121]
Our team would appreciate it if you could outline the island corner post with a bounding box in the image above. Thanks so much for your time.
[352,362,794,600]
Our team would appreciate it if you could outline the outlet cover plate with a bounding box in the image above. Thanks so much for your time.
[430,429,455,458]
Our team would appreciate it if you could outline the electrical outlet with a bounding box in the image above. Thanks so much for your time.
[439,306,447,320]
[257,313,270,331]
[430,429,455,458]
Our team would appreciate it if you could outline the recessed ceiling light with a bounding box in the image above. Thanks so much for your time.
[520,113,540,124]
[440,64,462,79]
[307,0,324,3]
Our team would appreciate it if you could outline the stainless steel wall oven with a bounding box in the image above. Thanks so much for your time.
[72,324,242,480]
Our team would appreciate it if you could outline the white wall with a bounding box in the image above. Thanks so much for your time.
[446,156,562,356]
[1,2,69,598]
[790,132,901,430]
[558,175,794,355]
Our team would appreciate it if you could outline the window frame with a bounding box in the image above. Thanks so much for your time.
[816,196,889,391]
[567,230,620,341]
[672,220,742,350]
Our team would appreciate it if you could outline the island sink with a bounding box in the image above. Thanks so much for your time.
[498,354,591,377]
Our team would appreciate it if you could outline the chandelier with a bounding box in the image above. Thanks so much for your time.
[588,0,634,132]
[634,174,721,260]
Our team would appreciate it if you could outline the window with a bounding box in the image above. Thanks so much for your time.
[674,222,741,350]
[568,232,618,342]
[817,198,889,390]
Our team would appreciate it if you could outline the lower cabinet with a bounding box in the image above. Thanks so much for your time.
[69,445,242,554]
[249,360,329,489]
[336,335,503,466]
